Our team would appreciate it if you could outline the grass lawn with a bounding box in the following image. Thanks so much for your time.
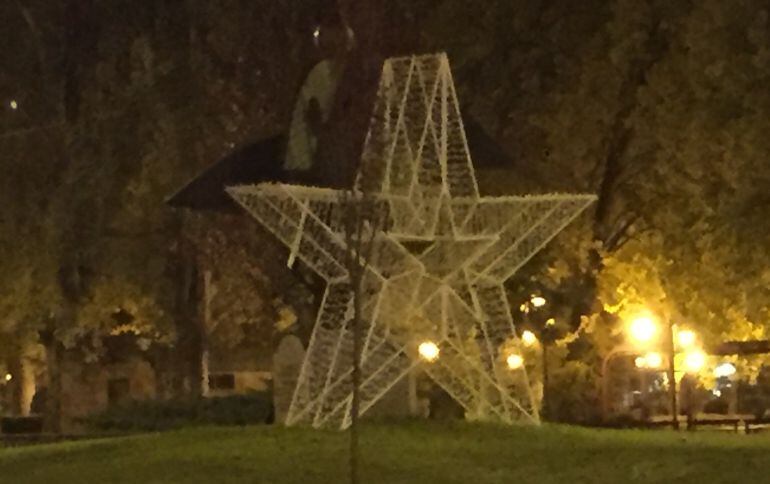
[0,421,768,483]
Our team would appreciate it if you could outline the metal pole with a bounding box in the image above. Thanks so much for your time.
[666,320,679,430]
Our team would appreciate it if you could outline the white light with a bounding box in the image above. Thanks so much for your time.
[683,350,706,373]
[9,100,18,110]
[714,362,736,378]
[628,315,657,344]
[313,26,321,39]
[677,330,696,349]
[506,354,524,370]
[634,356,647,368]
[418,341,439,362]
[530,295,546,308]
[644,352,663,369]
[4,373,11,382]
[521,330,537,346]
[712,389,722,397]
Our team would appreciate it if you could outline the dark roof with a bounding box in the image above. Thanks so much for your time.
[166,117,519,212]
[167,135,317,213]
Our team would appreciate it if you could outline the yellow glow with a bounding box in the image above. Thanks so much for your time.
[683,350,706,373]
[677,330,696,349]
[634,356,647,368]
[418,341,439,362]
[628,315,657,344]
[545,318,556,327]
[530,295,546,308]
[714,362,736,378]
[9,100,17,110]
[521,330,537,346]
[644,352,663,369]
[4,373,11,382]
[506,354,524,370]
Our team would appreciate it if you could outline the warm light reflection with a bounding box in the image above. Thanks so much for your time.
[506,354,524,370]
[521,330,537,346]
[418,341,439,362]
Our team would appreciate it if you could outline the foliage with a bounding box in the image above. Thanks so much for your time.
[81,392,273,432]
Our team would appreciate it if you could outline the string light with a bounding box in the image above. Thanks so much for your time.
[418,341,439,362]
[506,354,524,370]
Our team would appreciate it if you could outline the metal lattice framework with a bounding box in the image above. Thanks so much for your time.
[228,53,596,429]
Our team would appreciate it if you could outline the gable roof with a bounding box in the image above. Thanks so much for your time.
[166,116,524,212]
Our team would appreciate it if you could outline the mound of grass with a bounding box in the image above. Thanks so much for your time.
[1,421,768,483]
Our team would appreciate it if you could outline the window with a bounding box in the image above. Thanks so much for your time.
[209,373,235,391]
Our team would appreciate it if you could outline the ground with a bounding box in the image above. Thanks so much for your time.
[0,422,767,483]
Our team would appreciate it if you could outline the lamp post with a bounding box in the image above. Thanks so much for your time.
[521,295,549,417]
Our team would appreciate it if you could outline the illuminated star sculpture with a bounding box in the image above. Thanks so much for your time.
[228,53,595,429]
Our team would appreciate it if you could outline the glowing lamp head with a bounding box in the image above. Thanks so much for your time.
[677,330,696,349]
[714,362,736,378]
[4,373,11,382]
[418,341,439,362]
[9,100,18,110]
[644,352,663,369]
[634,356,647,368]
[506,354,524,370]
[530,295,546,308]
[628,315,657,344]
[683,350,706,373]
[521,330,538,346]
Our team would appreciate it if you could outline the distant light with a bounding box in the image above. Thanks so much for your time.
[530,295,546,308]
[521,330,537,346]
[712,389,722,397]
[714,362,737,378]
[628,315,657,344]
[677,330,696,349]
[634,356,647,368]
[684,351,706,373]
[506,354,524,370]
[545,318,556,327]
[9,100,18,110]
[644,352,663,369]
[4,373,11,382]
[313,26,321,39]
[418,341,439,362]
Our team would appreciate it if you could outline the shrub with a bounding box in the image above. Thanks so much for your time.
[83,392,274,432]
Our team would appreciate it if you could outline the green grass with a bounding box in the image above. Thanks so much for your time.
[0,422,768,483]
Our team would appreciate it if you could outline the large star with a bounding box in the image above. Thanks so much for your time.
[228,53,595,429]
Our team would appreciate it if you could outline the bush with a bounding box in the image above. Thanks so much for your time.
[1,416,44,434]
[83,392,274,432]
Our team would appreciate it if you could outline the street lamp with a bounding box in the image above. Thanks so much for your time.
[530,295,547,308]
[714,362,736,378]
[521,330,538,347]
[683,350,706,373]
[677,330,696,349]
[628,315,658,345]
